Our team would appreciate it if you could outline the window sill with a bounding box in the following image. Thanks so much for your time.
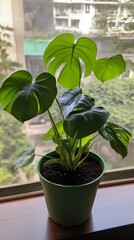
[0,182,134,240]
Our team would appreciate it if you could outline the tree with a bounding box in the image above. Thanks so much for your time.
[82,76,134,168]
[0,24,21,81]
[0,24,31,185]
[116,1,134,72]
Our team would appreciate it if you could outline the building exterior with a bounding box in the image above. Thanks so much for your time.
[53,0,133,36]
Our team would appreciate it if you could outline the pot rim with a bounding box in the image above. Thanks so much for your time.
[37,151,105,188]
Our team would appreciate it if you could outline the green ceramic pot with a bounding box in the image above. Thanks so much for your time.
[37,151,105,227]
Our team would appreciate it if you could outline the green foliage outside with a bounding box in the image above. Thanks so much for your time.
[0,112,32,186]
[82,77,134,136]
[0,112,31,161]
[0,167,12,185]
[0,25,31,186]
[0,25,21,81]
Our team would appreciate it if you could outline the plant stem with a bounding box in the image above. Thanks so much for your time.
[90,133,100,141]
[56,98,65,120]
[79,139,82,150]
[47,110,61,144]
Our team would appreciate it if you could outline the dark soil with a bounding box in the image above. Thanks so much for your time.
[40,156,102,185]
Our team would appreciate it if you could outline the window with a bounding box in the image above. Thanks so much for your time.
[85,4,90,13]
[71,3,82,14]
[55,18,68,27]
[71,19,79,28]
[54,3,69,16]
[0,0,134,195]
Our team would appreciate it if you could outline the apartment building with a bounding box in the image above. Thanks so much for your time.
[53,0,133,35]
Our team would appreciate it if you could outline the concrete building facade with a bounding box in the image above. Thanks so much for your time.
[53,0,133,36]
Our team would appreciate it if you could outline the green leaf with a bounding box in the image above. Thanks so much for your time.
[73,95,95,111]
[0,70,57,122]
[59,88,95,117]
[58,88,82,116]
[93,54,126,82]
[43,120,65,140]
[10,147,35,172]
[63,107,109,139]
[99,122,131,158]
[44,33,97,89]
[81,135,93,146]
[43,158,62,166]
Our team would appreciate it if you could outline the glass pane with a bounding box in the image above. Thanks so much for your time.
[0,0,134,187]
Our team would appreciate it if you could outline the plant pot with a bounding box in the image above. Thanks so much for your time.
[37,151,105,227]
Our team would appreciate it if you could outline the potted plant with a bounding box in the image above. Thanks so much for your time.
[0,33,131,226]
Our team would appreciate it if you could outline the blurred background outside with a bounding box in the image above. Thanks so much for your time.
[0,0,134,186]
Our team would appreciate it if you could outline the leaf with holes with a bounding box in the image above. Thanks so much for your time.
[99,122,131,158]
[44,33,97,89]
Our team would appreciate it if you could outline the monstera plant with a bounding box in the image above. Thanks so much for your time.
[0,33,131,226]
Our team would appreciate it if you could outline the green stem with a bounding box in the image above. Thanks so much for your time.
[48,110,71,170]
[90,134,100,142]
[56,98,65,120]
[76,151,89,169]
[79,139,82,150]
[47,110,61,144]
